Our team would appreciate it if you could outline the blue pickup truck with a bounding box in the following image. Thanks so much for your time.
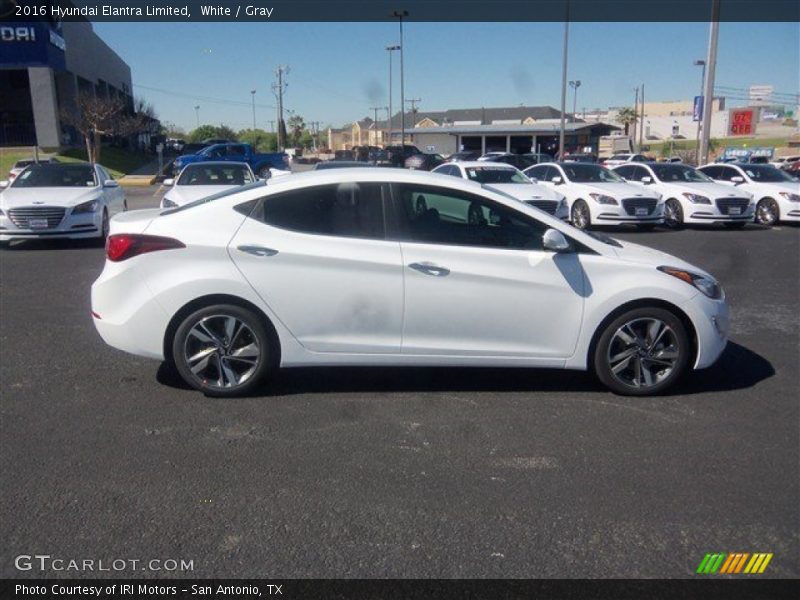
[172,143,289,178]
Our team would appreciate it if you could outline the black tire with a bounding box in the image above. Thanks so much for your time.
[636,224,657,232]
[123,200,128,212]
[723,222,746,229]
[98,208,109,243]
[172,304,274,397]
[663,198,684,229]
[256,165,271,179]
[593,306,690,396]
[571,199,591,230]
[755,197,779,226]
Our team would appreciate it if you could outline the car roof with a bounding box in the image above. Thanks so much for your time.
[180,161,251,168]
[442,161,519,169]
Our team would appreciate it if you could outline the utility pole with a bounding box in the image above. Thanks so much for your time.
[272,65,289,151]
[633,86,639,149]
[700,0,720,165]
[268,120,275,133]
[639,83,645,148]
[694,59,707,165]
[569,80,581,120]
[370,106,382,146]
[194,105,200,128]
[393,10,408,150]
[405,98,421,127]
[250,90,257,130]
[386,44,400,146]
[558,3,570,159]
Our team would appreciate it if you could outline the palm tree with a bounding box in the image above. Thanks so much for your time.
[615,107,638,136]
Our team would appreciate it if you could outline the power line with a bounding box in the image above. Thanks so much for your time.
[133,83,277,109]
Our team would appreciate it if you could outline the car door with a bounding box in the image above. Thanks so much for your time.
[229,181,404,353]
[388,183,585,359]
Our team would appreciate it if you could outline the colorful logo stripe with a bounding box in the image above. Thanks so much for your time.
[696,553,773,574]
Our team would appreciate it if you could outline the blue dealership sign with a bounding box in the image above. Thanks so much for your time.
[0,21,66,70]
[693,96,704,122]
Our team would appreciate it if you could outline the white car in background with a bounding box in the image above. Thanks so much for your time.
[524,162,663,230]
[697,163,800,226]
[602,153,649,168]
[770,155,800,170]
[611,162,754,229]
[432,161,568,219]
[91,168,729,398]
[161,162,256,208]
[1,163,125,242]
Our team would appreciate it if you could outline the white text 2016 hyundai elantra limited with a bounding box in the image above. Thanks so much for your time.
[91,169,729,397]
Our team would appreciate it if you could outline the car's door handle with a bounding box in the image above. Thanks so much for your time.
[408,262,450,277]
[237,245,279,257]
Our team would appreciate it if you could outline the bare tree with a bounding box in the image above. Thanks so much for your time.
[60,92,154,163]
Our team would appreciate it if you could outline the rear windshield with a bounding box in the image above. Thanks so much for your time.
[562,163,623,183]
[465,166,530,184]
[177,163,254,186]
[12,164,97,188]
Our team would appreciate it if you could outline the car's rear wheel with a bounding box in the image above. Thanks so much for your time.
[593,307,690,396]
[172,304,274,397]
[755,197,779,226]
[99,208,109,240]
[571,199,591,230]
[664,198,683,229]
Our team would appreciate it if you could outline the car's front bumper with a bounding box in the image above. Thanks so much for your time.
[0,209,101,240]
[591,201,664,226]
[686,205,755,223]
[682,293,730,370]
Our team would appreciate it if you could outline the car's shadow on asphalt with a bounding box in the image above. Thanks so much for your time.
[1,238,103,251]
[155,341,773,398]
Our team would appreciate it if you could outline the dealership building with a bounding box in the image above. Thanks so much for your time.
[0,17,132,148]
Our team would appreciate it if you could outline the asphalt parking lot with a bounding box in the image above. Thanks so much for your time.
[1,185,798,578]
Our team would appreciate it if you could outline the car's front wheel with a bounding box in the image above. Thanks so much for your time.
[593,307,690,396]
[99,208,109,240]
[755,197,779,226]
[663,198,683,229]
[172,304,274,397]
[571,199,591,230]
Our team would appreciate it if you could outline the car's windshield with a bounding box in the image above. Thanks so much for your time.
[177,164,254,186]
[651,164,712,183]
[562,163,623,183]
[465,166,530,184]
[740,165,795,182]
[161,180,266,214]
[12,164,97,188]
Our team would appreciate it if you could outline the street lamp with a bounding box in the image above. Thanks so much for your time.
[386,44,401,145]
[569,80,582,120]
[194,105,200,128]
[693,59,706,165]
[392,10,408,151]
[250,90,257,130]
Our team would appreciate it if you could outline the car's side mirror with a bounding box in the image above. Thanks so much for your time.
[103,179,119,188]
[641,176,652,184]
[731,176,745,184]
[551,176,563,184]
[0,180,8,189]
[543,228,571,253]
[163,178,174,186]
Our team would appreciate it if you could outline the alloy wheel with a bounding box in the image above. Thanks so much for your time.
[664,199,683,228]
[572,201,590,229]
[755,198,778,226]
[606,317,679,389]
[183,314,261,390]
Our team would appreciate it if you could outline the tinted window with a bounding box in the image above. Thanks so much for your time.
[561,163,623,183]
[260,182,384,240]
[178,164,254,185]
[741,165,794,182]
[651,164,712,182]
[391,184,548,250]
[715,167,738,181]
[631,165,650,180]
[699,166,721,179]
[465,166,530,184]
[227,145,247,157]
[614,165,635,179]
[525,165,550,181]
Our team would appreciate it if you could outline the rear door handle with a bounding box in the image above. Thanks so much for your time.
[237,245,279,257]
[408,262,450,277]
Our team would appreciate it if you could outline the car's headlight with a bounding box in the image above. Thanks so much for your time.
[779,191,800,202]
[657,266,723,300]
[73,199,99,213]
[682,192,711,204]
[589,193,618,205]
[162,198,178,208]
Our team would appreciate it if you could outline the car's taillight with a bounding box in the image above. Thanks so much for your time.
[106,234,185,262]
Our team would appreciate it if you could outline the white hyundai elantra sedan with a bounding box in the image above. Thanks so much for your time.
[1,163,126,242]
[524,162,663,230]
[91,169,729,397]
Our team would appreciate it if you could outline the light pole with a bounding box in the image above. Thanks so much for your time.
[693,59,706,164]
[558,10,570,159]
[569,80,581,120]
[250,90,257,130]
[386,44,400,146]
[700,0,720,165]
[392,10,408,151]
[194,105,200,128]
